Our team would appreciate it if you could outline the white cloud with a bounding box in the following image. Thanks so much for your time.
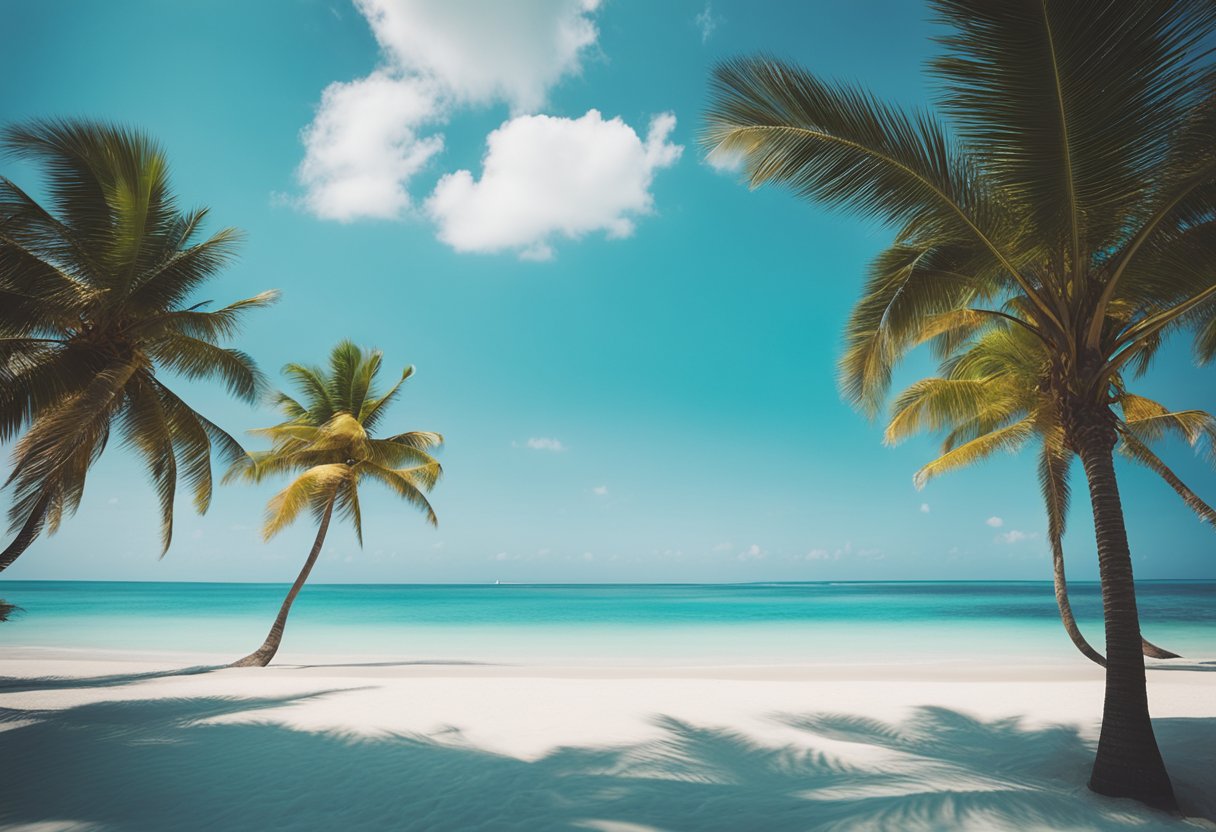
[986,516,1004,528]
[427,110,683,259]
[998,530,1035,544]
[298,72,443,221]
[524,437,566,452]
[738,543,765,561]
[920,503,931,514]
[592,485,608,496]
[357,0,600,112]
[694,3,722,43]
[805,548,834,561]
[297,0,603,221]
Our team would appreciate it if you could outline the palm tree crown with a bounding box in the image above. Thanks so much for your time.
[887,321,1215,663]
[0,119,276,564]
[226,340,442,540]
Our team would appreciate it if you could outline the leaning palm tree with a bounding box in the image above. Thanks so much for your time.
[225,341,442,667]
[705,0,1216,807]
[887,322,1216,666]
[0,119,276,571]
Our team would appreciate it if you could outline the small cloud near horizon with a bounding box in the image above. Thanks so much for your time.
[986,516,1004,528]
[738,543,764,561]
[514,437,566,452]
[920,503,930,513]
[592,485,608,496]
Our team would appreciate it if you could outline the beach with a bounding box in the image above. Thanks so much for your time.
[2,582,1214,830]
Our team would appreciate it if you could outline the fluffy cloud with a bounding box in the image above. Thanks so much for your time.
[427,110,683,260]
[298,72,443,221]
[298,0,602,221]
[356,0,600,112]
[998,530,1035,544]
[592,485,608,496]
[986,516,1004,528]
[920,503,931,514]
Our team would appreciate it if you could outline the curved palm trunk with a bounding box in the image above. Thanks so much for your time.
[0,492,53,573]
[1075,424,1176,811]
[230,498,335,668]
[1052,537,1178,665]
[1140,639,1179,660]
[1051,534,1106,667]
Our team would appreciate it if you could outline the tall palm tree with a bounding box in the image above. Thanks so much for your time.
[886,322,1216,666]
[705,0,1216,808]
[0,119,276,574]
[225,341,442,667]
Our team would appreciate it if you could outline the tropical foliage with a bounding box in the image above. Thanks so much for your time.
[0,119,275,572]
[226,341,442,667]
[705,0,1216,809]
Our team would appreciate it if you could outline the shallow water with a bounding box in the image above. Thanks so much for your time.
[1,580,1213,664]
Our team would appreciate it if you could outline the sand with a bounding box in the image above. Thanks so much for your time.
[1,649,1214,831]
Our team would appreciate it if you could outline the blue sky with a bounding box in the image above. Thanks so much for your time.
[3,0,1215,583]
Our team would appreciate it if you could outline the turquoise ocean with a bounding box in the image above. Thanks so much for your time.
[1,581,1213,665]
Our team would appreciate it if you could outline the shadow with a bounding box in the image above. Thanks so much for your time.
[1149,659,1216,673]
[0,691,1212,831]
[0,664,221,694]
[290,660,500,669]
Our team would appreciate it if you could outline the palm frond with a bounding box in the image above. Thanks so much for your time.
[914,417,1036,489]
[1118,430,1216,525]
[262,464,350,540]
[360,365,415,431]
[148,335,264,403]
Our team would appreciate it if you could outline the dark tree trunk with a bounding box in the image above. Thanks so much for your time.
[230,498,335,668]
[0,492,52,573]
[1075,419,1176,811]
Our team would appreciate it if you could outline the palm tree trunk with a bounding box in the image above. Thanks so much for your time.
[1075,421,1176,810]
[230,497,336,668]
[1051,534,1106,667]
[0,492,52,573]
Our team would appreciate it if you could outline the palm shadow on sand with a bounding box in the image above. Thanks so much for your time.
[1,691,1212,831]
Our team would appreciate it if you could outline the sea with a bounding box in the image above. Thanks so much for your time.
[1,580,1213,665]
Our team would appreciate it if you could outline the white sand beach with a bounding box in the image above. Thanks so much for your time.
[2,650,1214,831]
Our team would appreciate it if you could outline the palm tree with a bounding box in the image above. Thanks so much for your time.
[886,323,1216,666]
[704,0,1216,808]
[225,341,442,667]
[0,119,276,572]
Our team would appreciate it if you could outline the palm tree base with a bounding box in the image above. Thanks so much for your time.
[229,649,274,668]
[1088,769,1177,813]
